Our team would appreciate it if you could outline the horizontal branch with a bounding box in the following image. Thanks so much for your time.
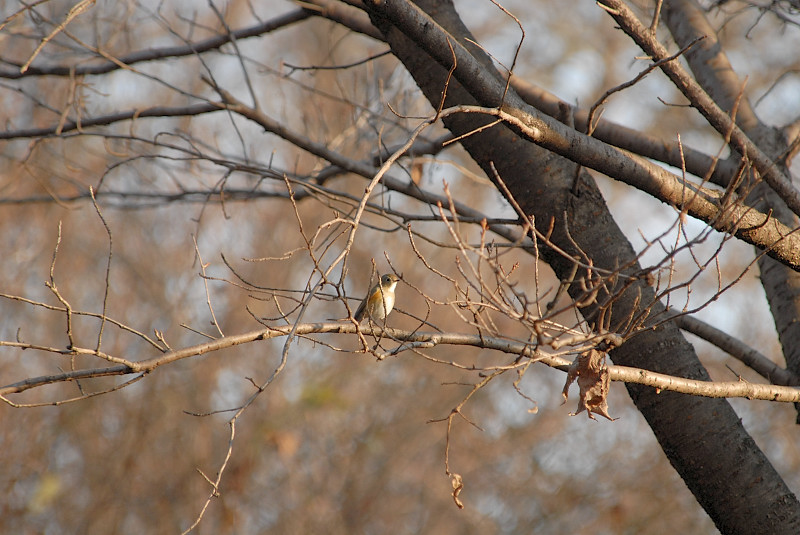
[0,102,218,139]
[3,323,800,403]
[4,89,798,273]
[0,9,312,78]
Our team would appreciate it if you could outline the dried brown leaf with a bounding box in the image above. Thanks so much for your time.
[451,473,464,509]
[562,348,617,421]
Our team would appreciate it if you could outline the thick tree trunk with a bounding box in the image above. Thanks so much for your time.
[365,0,800,532]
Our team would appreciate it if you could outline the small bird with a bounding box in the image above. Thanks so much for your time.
[354,273,401,322]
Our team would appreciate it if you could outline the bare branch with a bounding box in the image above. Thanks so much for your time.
[672,310,798,385]
[360,0,800,271]
[1,9,313,78]
[4,322,800,402]
[597,0,800,219]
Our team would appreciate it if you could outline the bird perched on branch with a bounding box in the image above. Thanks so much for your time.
[354,273,400,322]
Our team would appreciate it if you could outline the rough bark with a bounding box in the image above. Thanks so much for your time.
[364,0,800,532]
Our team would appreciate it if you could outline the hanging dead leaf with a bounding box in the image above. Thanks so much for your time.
[451,473,464,509]
[562,348,617,421]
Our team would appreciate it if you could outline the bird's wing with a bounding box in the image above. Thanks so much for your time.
[353,296,367,321]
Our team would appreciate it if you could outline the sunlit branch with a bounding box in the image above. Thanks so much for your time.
[3,322,800,403]
[472,105,800,271]
[304,0,740,186]
[597,0,800,219]
[508,75,740,187]
[360,0,800,272]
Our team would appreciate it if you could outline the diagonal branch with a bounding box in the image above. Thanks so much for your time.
[659,0,800,420]
[304,0,741,186]
[597,0,800,219]
[360,0,800,271]
[671,310,798,386]
[216,84,800,271]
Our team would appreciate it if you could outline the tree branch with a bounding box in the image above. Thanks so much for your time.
[360,0,800,271]
[300,0,742,188]
[659,0,800,421]
[671,311,798,386]
[508,74,741,188]
[0,103,218,139]
[597,0,800,219]
[0,9,312,78]
[4,322,800,402]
